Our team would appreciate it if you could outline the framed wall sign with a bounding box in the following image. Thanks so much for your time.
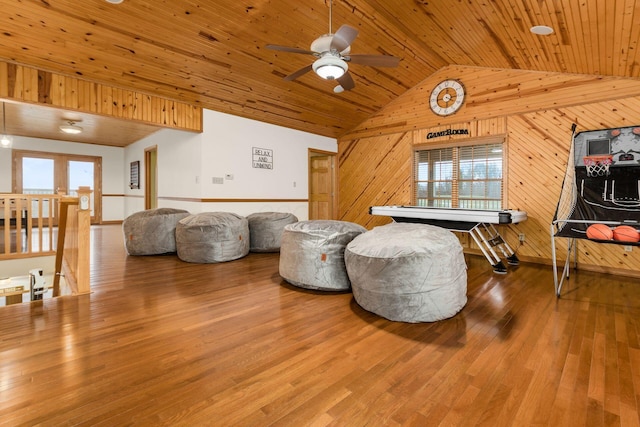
[130,161,140,189]
[252,147,273,169]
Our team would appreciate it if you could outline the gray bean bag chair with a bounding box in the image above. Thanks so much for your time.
[279,220,367,291]
[247,212,298,252]
[122,208,190,255]
[345,223,467,322]
[176,212,249,263]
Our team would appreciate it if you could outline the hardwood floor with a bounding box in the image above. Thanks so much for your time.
[1,225,639,426]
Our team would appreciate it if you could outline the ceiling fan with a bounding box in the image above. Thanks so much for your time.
[266,0,400,93]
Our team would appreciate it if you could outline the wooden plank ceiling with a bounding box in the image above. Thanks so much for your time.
[0,0,639,145]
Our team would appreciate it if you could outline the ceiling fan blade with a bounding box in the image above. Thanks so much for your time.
[266,44,316,56]
[347,54,400,67]
[284,64,313,81]
[330,25,359,52]
[337,71,355,91]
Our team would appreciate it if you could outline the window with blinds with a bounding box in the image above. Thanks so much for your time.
[414,141,504,210]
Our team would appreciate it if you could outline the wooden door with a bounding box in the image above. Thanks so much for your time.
[309,154,335,220]
[145,146,158,210]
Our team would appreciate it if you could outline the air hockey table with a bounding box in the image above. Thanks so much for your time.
[369,206,528,273]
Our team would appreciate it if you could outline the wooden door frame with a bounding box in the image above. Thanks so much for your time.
[308,148,338,220]
[144,145,158,210]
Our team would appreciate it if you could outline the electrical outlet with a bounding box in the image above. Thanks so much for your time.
[624,245,633,252]
[518,233,525,243]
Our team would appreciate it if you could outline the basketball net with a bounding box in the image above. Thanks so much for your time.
[583,155,613,177]
[552,125,579,234]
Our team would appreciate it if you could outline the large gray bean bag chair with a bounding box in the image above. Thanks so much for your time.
[176,212,249,263]
[345,223,467,322]
[279,220,367,291]
[122,208,190,255]
[247,212,298,253]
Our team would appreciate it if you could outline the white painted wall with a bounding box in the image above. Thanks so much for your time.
[1,109,337,222]
[1,110,336,280]
[124,109,337,220]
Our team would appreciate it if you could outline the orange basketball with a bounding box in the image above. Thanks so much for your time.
[612,225,640,243]
[586,223,613,240]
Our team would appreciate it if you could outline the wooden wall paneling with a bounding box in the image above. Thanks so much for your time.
[506,114,569,260]
[141,93,150,122]
[507,108,640,273]
[339,66,640,275]
[51,74,63,107]
[154,97,161,125]
[0,62,7,97]
[23,65,39,103]
[0,61,202,133]
[125,89,135,119]
[338,132,413,228]
[414,118,507,144]
[344,66,640,140]
[79,79,91,112]
[113,87,122,118]
[12,63,26,101]
[67,76,79,109]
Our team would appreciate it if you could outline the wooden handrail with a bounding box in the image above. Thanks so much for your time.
[0,193,60,259]
[1,190,91,299]
[52,187,91,296]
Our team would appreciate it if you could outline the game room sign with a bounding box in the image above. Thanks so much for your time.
[425,128,469,140]
[252,147,273,170]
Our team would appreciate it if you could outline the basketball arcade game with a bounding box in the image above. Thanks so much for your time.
[551,124,640,296]
[370,205,528,273]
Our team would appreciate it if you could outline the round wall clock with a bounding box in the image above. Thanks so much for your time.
[429,79,465,116]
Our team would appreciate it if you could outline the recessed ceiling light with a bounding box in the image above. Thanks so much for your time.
[530,25,554,36]
[105,0,124,4]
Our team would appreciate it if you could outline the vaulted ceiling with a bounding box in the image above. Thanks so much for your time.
[1,0,639,144]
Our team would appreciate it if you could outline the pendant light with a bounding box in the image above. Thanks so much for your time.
[0,102,12,148]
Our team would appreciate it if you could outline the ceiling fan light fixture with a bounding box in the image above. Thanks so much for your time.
[60,121,83,135]
[312,56,348,80]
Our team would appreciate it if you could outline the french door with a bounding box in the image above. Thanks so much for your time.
[12,150,102,224]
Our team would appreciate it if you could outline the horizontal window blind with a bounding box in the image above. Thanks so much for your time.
[414,141,504,209]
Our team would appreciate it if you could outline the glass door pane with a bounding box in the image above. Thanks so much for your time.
[22,157,55,220]
[68,160,95,217]
[22,157,55,194]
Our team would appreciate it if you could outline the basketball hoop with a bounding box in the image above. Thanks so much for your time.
[583,155,613,177]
